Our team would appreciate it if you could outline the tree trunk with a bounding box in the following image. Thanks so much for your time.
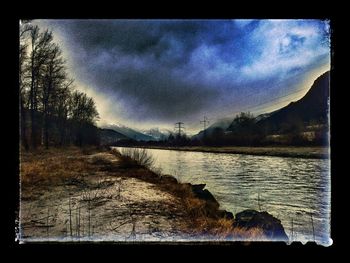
[44,113,49,149]
[44,79,52,149]
[20,97,29,151]
[30,63,36,149]
[30,91,34,148]
[59,118,66,146]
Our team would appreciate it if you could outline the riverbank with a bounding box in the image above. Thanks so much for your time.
[19,146,288,242]
[135,146,329,159]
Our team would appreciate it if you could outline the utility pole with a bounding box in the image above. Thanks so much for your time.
[200,116,210,137]
[174,122,185,137]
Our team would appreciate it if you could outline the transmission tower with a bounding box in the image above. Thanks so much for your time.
[200,116,210,137]
[174,122,185,137]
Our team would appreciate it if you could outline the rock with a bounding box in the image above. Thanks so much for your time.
[191,184,206,192]
[233,209,288,241]
[160,174,178,184]
[217,210,234,220]
[191,184,220,209]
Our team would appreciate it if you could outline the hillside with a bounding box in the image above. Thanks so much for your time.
[190,71,330,146]
[142,128,172,141]
[192,117,233,140]
[99,128,129,145]
[102,124,156,141]
[256,71,330,133]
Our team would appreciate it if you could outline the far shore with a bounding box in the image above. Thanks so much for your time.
[118,145,329,159]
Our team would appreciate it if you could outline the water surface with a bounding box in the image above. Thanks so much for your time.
[115,147,331,245]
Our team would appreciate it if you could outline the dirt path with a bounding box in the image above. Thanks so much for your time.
[19,152,191,242]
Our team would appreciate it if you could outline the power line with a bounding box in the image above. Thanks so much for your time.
[230,68,318,106]
[183,86,309,134]
[174,76,315,133]
[228,67,328,117]
[231,85,309,116]
[188,80,311,130]
[200,116,210,137]
[174,122,185,136]
[200,116,210,131]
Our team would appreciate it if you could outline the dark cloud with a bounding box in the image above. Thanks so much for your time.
[116,67,219,121]
[54,20,244,67]
[39,19,330,130]
[49,20,231,122]
[58,20,207,59]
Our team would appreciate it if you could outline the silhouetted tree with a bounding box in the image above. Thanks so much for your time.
[19,20,32,150]
[28,26,54,148]
[19,23,100,149]
[228,112,256,134]
[226,112,263,146]
[41,43,66,148]
[70,91,99,146]
[54,79,74,145]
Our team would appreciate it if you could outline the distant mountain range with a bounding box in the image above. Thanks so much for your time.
[101,123,157,141]
[100,71,329,143]
[192,117,233,140]
[98,128,128,145]
[141,128,172,141]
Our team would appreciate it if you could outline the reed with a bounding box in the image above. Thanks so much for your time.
[68,197,72,237]
[310,213,315,242]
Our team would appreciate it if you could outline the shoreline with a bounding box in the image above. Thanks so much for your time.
[123,145,330,159]
[19,146,289,242]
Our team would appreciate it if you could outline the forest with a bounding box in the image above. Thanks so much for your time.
[20,21,100,150]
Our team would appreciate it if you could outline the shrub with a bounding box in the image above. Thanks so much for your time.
[118,148,155,169]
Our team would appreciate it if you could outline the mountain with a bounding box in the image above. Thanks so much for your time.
[192,117,233,140]
[194,71,330,140]
[254,112,274,122]
[141,128,172,141]
[99,128,128,145]
[256,71,330,133]
[101,124,157,141]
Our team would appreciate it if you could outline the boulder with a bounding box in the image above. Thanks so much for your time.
[217,210,234,220]
[233,209,288,241]
[191,184,220,209]
[191,184,206,192]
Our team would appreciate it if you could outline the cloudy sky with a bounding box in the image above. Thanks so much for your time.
[34,19,330,134]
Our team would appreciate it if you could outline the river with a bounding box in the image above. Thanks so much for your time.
[114,147,331,245]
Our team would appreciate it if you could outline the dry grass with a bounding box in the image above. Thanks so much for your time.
[231,226,266,241]
[20,146,98,189]
[150,177,239,239]
[20,146,270,241]
[180,197,235,239]
[145,172,268,240]
[112,147,155,169]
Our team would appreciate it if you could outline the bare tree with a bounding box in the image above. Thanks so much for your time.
[41,43,66,148]
[19,23,100,149]
[28,26,53,148]
[19,20,32,150]
[54,78,74,145]
[70,91,99,146]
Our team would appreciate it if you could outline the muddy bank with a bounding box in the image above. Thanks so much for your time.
[19,147,288,242]
[20,150,191,242]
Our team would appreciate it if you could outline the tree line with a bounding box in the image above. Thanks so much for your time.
[20,21,100,150]
[114,111,328,147]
